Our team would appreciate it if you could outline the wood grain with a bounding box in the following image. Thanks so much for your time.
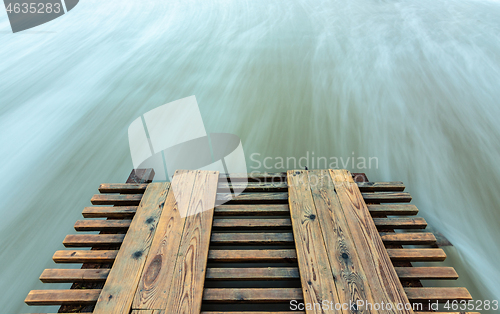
[207,249,297,262]
[394,267,458,280]
[164,170,219,314]
[210,232,294,245]
[330,169,413,314]
[287,170,341,313]
[202,288,303,302]
[63,234,125,247]
[25,289,101,305]
[214,204,289,216]
[404,287,472,301]
[133,170,197,310]
[52,250,117,263]
[40,269,110,283]
[82,206,137,218]
[205,267,299,280]
[92,182,170,314]
[212,218,292,229]
[91,194,143,205]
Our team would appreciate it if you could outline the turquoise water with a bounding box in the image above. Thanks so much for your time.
[1,0,500,312]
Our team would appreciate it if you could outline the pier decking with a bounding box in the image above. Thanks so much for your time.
[25,169,475,313]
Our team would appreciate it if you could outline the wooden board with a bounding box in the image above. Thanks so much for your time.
[287,170,341,314]
[164,170,219,313]
[202,288,303,302]
[133,170,198,309]
[330,169,413,314]
[92,182,170,314]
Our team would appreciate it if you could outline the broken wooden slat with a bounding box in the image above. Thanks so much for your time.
[373,217,427,229]
[63,234,125,247]
[82,206,137,218]
[307,170,377,310]
[99,183,148,194]
[92,182,170,314]
[74,219,131,232]
[202,288,303,302]
[287,170,341,314]
[357,181,405,192]
[395,267,458,280]
[164,170,219,314]
[367,204,418,216]
[362,192,412,203]
[214,204,289,216]
[212,218,291,229]
[404,287,472,301]
[387,248,447,261]
[133,170,198,310]
[52,250,117,263]
[25,289,101,305]
[379,232,436,245]
[205,267,299,280]
[330,169,412,313]
[207,249,297,262]
[210,232,294,245]
[40,269,110,283]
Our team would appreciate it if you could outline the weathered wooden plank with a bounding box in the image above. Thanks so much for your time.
[40,269,110,283]
[373,217,427,229]
[82,206,137,218]
[387,248,447,261]
[93,182,170,314]
[357,181,405,192]
[217,192,288,204]
[367,204,418,216]
[404,287,472,301]
[379,232,436,245]
[133,170,197,310]
[330,169,412,314]
[74,219,131,232]
[205,267,299,280]
[207,249,297,262]
[99,183,148,194]
[218,182,288,193]
[220,172,287,182]
[307,170,377,311]
[287,170,341,313]
[25,289,101,305]
[362,192,412,203]
[212,218,291,229]
[214,204,290,216]
[63,234,125,247]
[164,170,219,314]
[127,168,155,184]
[91,194,143,205]
[52,250,117,263]
[202,288,303,302]
[210,232,294,244]
[395,267,458,280]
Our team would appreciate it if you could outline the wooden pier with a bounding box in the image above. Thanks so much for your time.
[25,169,476,314]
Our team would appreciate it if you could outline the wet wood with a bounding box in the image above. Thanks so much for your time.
[91,194,143,205]
[214,204,289,216]
[207,249,297,262]
[133,170,198,310]
[52,250,117,263]
[287,170,341,313]
[202,288,303,302]
[40,269,110,283]
[404,287,472,301]
[395,267,458,280]
[25,289,101,305]
[210,232,294,244]
[164,171,219,314]
[330,169,412,314]
[205,267,299,280]
[93,182,170,314]
[63,234,125,247]
[82,206,137,218]
[387,248,447,261]
[379,232,436,245]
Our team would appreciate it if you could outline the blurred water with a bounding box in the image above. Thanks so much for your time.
[1,0,500,312]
